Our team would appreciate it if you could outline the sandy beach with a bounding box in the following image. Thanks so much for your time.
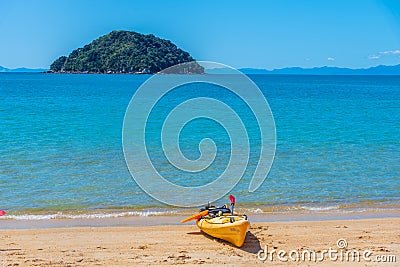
[1,217,399,266]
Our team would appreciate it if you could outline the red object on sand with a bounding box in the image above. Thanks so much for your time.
[229,195,236,204]
[0,210,5,216]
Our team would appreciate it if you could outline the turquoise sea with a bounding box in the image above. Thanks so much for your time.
[0,73,399,219]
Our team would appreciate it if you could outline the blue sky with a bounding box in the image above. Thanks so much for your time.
[1,0,399,69]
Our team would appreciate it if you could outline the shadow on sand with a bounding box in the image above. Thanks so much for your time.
[186,231,203,235]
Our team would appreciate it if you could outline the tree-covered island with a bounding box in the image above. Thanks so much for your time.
[49,30,204,74]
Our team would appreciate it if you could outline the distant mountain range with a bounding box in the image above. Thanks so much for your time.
[0,66,48,73]
[238,64,400,75]
[1,64,400,75]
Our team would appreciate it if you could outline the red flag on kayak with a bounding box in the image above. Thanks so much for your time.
[229,195,235,204]
[0,210,5,216]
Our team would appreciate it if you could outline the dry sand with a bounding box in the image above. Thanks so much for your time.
[0,218,399,266]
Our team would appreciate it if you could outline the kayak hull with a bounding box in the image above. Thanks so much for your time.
[196,216,250,247]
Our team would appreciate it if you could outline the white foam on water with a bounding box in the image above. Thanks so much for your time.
[0,210,176,220]
[246,208,264,213]
[299,205,340,211]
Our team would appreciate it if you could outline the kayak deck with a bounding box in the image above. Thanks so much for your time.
[196,215,250,247]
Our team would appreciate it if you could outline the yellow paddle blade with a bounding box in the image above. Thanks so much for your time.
[181,210,209,223]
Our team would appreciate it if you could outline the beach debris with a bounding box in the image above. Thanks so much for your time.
[0,210,5,216]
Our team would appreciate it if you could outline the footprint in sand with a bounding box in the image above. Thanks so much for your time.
[133,245,148,250]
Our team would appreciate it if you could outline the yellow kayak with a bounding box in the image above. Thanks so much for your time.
[196,215,250,247]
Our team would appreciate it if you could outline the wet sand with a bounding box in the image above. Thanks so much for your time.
[0,217,399,266]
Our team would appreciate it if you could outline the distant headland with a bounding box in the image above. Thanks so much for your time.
[239,64,400,75]
[48,30,204,74]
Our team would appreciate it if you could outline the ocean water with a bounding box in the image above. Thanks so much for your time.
[0,73,399,218]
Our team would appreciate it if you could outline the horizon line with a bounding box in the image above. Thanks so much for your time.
[1,63,400,72]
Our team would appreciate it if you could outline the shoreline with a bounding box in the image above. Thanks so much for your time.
[1,218,398,266]
[1,210,399,229]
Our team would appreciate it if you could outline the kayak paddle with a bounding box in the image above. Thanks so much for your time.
[229,195,235,223]
[181,210,208,223]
